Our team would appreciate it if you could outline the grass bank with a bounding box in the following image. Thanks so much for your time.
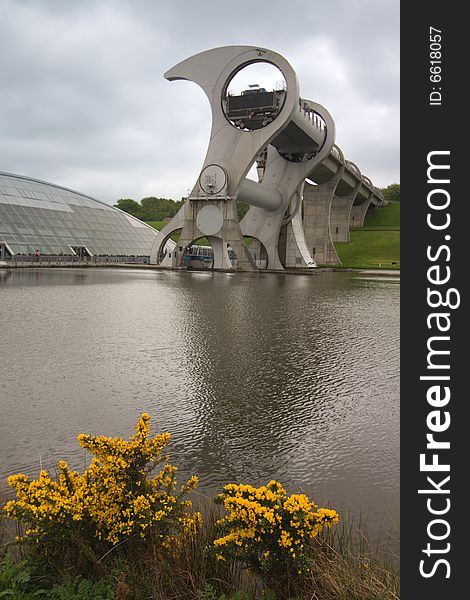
[145,220,168,231]
[1,504,399,600]
[335,230,400,269]
[334,202,400,269]
[362,202,400,229]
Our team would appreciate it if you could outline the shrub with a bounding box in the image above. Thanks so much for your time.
[46,576,115,599]
[3,414,201,561]
[0,552,43,598]
[211,481,339,578]
[0,553,114,599]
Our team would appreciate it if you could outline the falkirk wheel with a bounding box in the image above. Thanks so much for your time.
[149,46,384,271]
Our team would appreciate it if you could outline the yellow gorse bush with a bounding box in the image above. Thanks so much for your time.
[212,480,339,575]
[4,413,201,548]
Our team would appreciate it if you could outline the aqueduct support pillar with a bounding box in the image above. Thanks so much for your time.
[302,164,344,266]
[330,180,361,243]
[350,194,373,228]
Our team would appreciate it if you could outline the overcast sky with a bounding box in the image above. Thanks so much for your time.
[1,0,399,204]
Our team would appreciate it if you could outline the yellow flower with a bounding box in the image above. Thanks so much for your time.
[3,413,201,547]
[212,480,339,574]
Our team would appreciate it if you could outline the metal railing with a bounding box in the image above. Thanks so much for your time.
[5,255,151,267]
[298,98,326,131]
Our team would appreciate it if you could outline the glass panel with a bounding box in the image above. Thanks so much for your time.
[0,173,157,256]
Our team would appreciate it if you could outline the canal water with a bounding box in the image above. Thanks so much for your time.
[0,268,399,542]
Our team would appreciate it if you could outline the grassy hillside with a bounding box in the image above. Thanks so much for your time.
[335,230,400,269]
[335,202,400,269]
[362,201,400,229]
[146,220,168,231]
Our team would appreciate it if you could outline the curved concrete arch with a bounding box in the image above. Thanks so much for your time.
[345,159,362,180]
[150,206,185,265]
[362,175,373,188]
[331,182,362,242]
[371,186,385,206]
[355,176,374,205]
[348,175,379,230]
[150,228,180,267]
[309,150,383,208]
[181,236,217,270]
[244,236,269,269]
[350,189,374,228]
[330,145,342,162]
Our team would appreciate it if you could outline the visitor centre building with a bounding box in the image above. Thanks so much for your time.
[0,172,159,261]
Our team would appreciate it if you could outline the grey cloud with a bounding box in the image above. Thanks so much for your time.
[1,0,399,202]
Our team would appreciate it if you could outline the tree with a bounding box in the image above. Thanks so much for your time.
[237,202,249,221]
[114,197,184,222]
[114,198,144,219]
[140,197,183,221]
[381,183,400,203]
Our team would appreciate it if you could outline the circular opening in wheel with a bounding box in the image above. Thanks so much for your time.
[222,62,287,131]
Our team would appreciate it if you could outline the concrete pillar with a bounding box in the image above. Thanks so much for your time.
[303,166,344,265]
[175,199,256,271]
[151,199,256,271]
[350,194,373,228]
[330,180,361,242]
[283,210,317,268]
[281,187,317,268]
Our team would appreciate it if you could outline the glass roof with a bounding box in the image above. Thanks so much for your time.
[0,172,158,256]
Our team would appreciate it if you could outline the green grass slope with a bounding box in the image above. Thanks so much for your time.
[334,202,400,269]
[145,220,167,231]
[362,201,400,229]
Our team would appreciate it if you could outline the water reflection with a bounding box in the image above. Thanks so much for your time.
[0,268,399,540]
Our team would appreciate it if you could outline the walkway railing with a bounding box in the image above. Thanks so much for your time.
[4,255,151,267]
